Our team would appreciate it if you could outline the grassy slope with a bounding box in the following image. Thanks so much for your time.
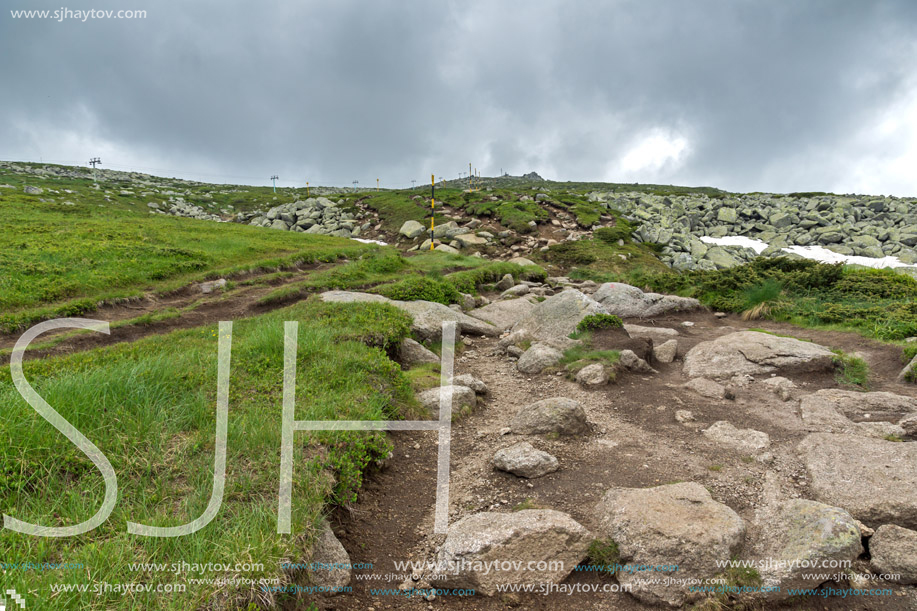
[0,173,377,332]
[0,299,417,610]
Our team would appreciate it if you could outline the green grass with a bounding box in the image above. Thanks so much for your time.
[558,342,620,379]
[573,314,623,336]
[832,350,870,389]
[0,180,376,333]
[585,538,620,575]
[0,299,417,610]
[632,257,917,341]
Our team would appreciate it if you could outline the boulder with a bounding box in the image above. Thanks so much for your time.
[593,283,701,318]
[434,510,591,595]
[869,524,917,584]
[23,185,43,194]
[799,393,906,439]
[624,324,679,345]
[753,500,862,597]
[399,220,426,238]
[309,521,351,593]
[516,343,563,374]
[450,374,488,396]
[683,377,726,400]
[417,385,476,419]
[653,339,678,364]
[454,233,488,247]
[492,442,559,478]
[798,433,917,528]
[682,331,835,379]
[703,421,770,452]
[575,363,609,386]
[511,397,590,436]
[398,338,439,365]
[435,244,460,254]
[761,376,796,401]
[510,289,608,340]
[508,257,537,266]
[495,274,515,291]
[619,349,657,374]
[594,482,746,607]
[468,298,536,331]
[801,389,917,421]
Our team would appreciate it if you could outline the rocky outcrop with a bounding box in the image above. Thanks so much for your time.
[247,197,366,237]
[510,397,590,436]
[468,298,536,331]
[799,392,907,439]
[594,482,746,607]
[802,389,917,420]
[492,442,559,478]
[682,331,835,379]
[797,433,917,528]
[434,510,591,595]
[703,421,770,453]
[510,289,608,340]
[593,283,701,318]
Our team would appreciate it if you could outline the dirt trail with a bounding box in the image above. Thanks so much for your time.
[330,311,917,611]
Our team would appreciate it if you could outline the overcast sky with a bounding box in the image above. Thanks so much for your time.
[2,0,917,195]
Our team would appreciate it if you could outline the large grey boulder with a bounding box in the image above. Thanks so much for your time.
[798,433,917,528]
[684,377,728,399]
[653,339,678,363]
[319,291,498,340]
[417,385,476,419]
[510,397,590,436]
[510,289,608,340]
[752,500,862,597]
[799,393,907,439]
[682,331,835,379]
[399,220,426,238]
[468,298,536,331]
[434,510,591,595]
[593,283,701,318]
[398,338,439,365]
[802,389,917,420]
[575,363,609,386]
[594,482,746,607]
[492,442,559,478]
[309,521,351,593]
[703,421,770,453]
[516,343,563,374]
[869,524,917,584]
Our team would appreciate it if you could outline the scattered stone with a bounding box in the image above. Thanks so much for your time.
[575,363,608,386]
[798,433,917,528]
[199,278,227,294]
[507,257,537,266]
[618,349,657,374]
[753,499,862,597]
[869,524,917,584]
[434,510,591,596]
[703,421,770,452]
[684,377,727,399]
[593,283,701,318]
[761,376,796,401]
[653,339,678,364]
[501,284,530,298]
[594,482,746,607]
[511,397,590,436]
[492,442,559,478]
[675,410,695,423]
[417,385,476,419]
[897,354,917,384]
[682,331,835,379]
[398,338,439,365]
[516,343,563,374]
[309,521,351,593]
[450,374,488,396]
[23,185,43,194]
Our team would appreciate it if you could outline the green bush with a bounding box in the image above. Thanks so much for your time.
[375,275,462,305]
[576,313,623,334]
[595,219,635,244]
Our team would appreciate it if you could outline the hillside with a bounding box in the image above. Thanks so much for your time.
[1,162,916,610]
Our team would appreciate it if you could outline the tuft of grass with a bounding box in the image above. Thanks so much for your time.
[883,434,903,442]
[832,350,870,389]
[512,498,544,511]
[708,464,723,472]
[573,313,623,336]
[585,538,621,575]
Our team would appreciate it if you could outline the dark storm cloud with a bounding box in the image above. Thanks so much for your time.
[2,0,916,194]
